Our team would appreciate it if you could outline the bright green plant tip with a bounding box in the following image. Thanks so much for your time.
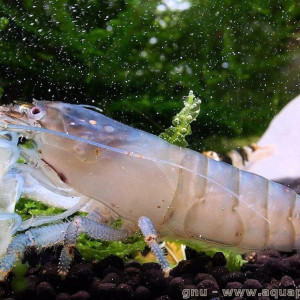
[159,91,201,147]
[0,17,8,31]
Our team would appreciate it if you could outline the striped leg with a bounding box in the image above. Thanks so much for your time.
[0,217,128,281]
[58,216,128,277]
[138,216,170,276]
[0,222,68,280]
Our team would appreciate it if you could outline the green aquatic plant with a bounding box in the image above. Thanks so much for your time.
[159,91,201,147]
[76,233,146,262]
[11,262,29,292]
[16,198,65,221]
[0,0,299,142]
[0,16,8,31]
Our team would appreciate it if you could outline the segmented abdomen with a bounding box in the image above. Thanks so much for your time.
[164,147,300,251]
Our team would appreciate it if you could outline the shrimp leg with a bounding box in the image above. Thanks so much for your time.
[19,196,90,231]
[0,217,128,280]
[0,222,69,280]
[58,216,128,277]
[138,216,170,275]
[0,213,22,236]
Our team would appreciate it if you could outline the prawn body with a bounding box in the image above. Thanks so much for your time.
[2,101,300,253]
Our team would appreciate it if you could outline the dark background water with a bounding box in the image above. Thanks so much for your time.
[0,0,299,151]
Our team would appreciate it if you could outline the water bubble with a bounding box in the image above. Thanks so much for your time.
[149,37,158,44]
[221,62,229,69]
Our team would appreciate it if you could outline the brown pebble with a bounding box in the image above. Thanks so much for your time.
[256,256,271,265]
[194,273,217,285]
[92,255,124,277]
[116,283,134,298]
[39,263,60,284]
[89,282,116,298]
[169,277,184,298]
[0,287,6,299]
[125,261,142,269]
[262,258,286,279]
[135,286,151,300]
[241,263,262,273]
[101,272,121,285]
[263,282,279,290]
[279,275,295,288]
[36,281,56,300]
[70,290,90,300]
[220,271,246,285]
[212,252,227,267]
[152,296,171,300]
[23,275,39,298]
[183,278,193,285]
[142,269,166,290]
[209,266,230,281]
[102,266,122,277]
[197,279,219,291]
[122,267,142,286]
[56,293,70,300]
[141,262,162,272]
[259,250,281,258]
[243,279,263,290]
[226,281,243,289]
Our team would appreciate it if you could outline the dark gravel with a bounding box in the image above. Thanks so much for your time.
[1,247,300,300]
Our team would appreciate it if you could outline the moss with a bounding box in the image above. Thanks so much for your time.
[16,198,65,221]
[159,91,201,147]
[0,0,298,140]
[11,262,29,292]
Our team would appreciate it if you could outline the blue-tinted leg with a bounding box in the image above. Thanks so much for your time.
[138,216,170,275]
[59,216,128,277]
[0,217,128,281]
[0,222,69,280]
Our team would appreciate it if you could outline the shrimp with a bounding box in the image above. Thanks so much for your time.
[0,100,299,279]
[0,132,23,257]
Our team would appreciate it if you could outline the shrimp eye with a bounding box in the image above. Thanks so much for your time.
[30,106,45,120]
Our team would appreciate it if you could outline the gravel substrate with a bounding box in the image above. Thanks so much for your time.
[1,246,300,300]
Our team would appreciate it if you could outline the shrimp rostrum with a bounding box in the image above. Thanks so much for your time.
[0,100,299,280]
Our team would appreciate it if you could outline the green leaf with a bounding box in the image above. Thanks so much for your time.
[159,91,201,147]
[76,233,145,261]
[0,17,8,31]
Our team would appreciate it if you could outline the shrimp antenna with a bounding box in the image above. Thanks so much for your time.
[0,122,270,224]
[78,104,103,113]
